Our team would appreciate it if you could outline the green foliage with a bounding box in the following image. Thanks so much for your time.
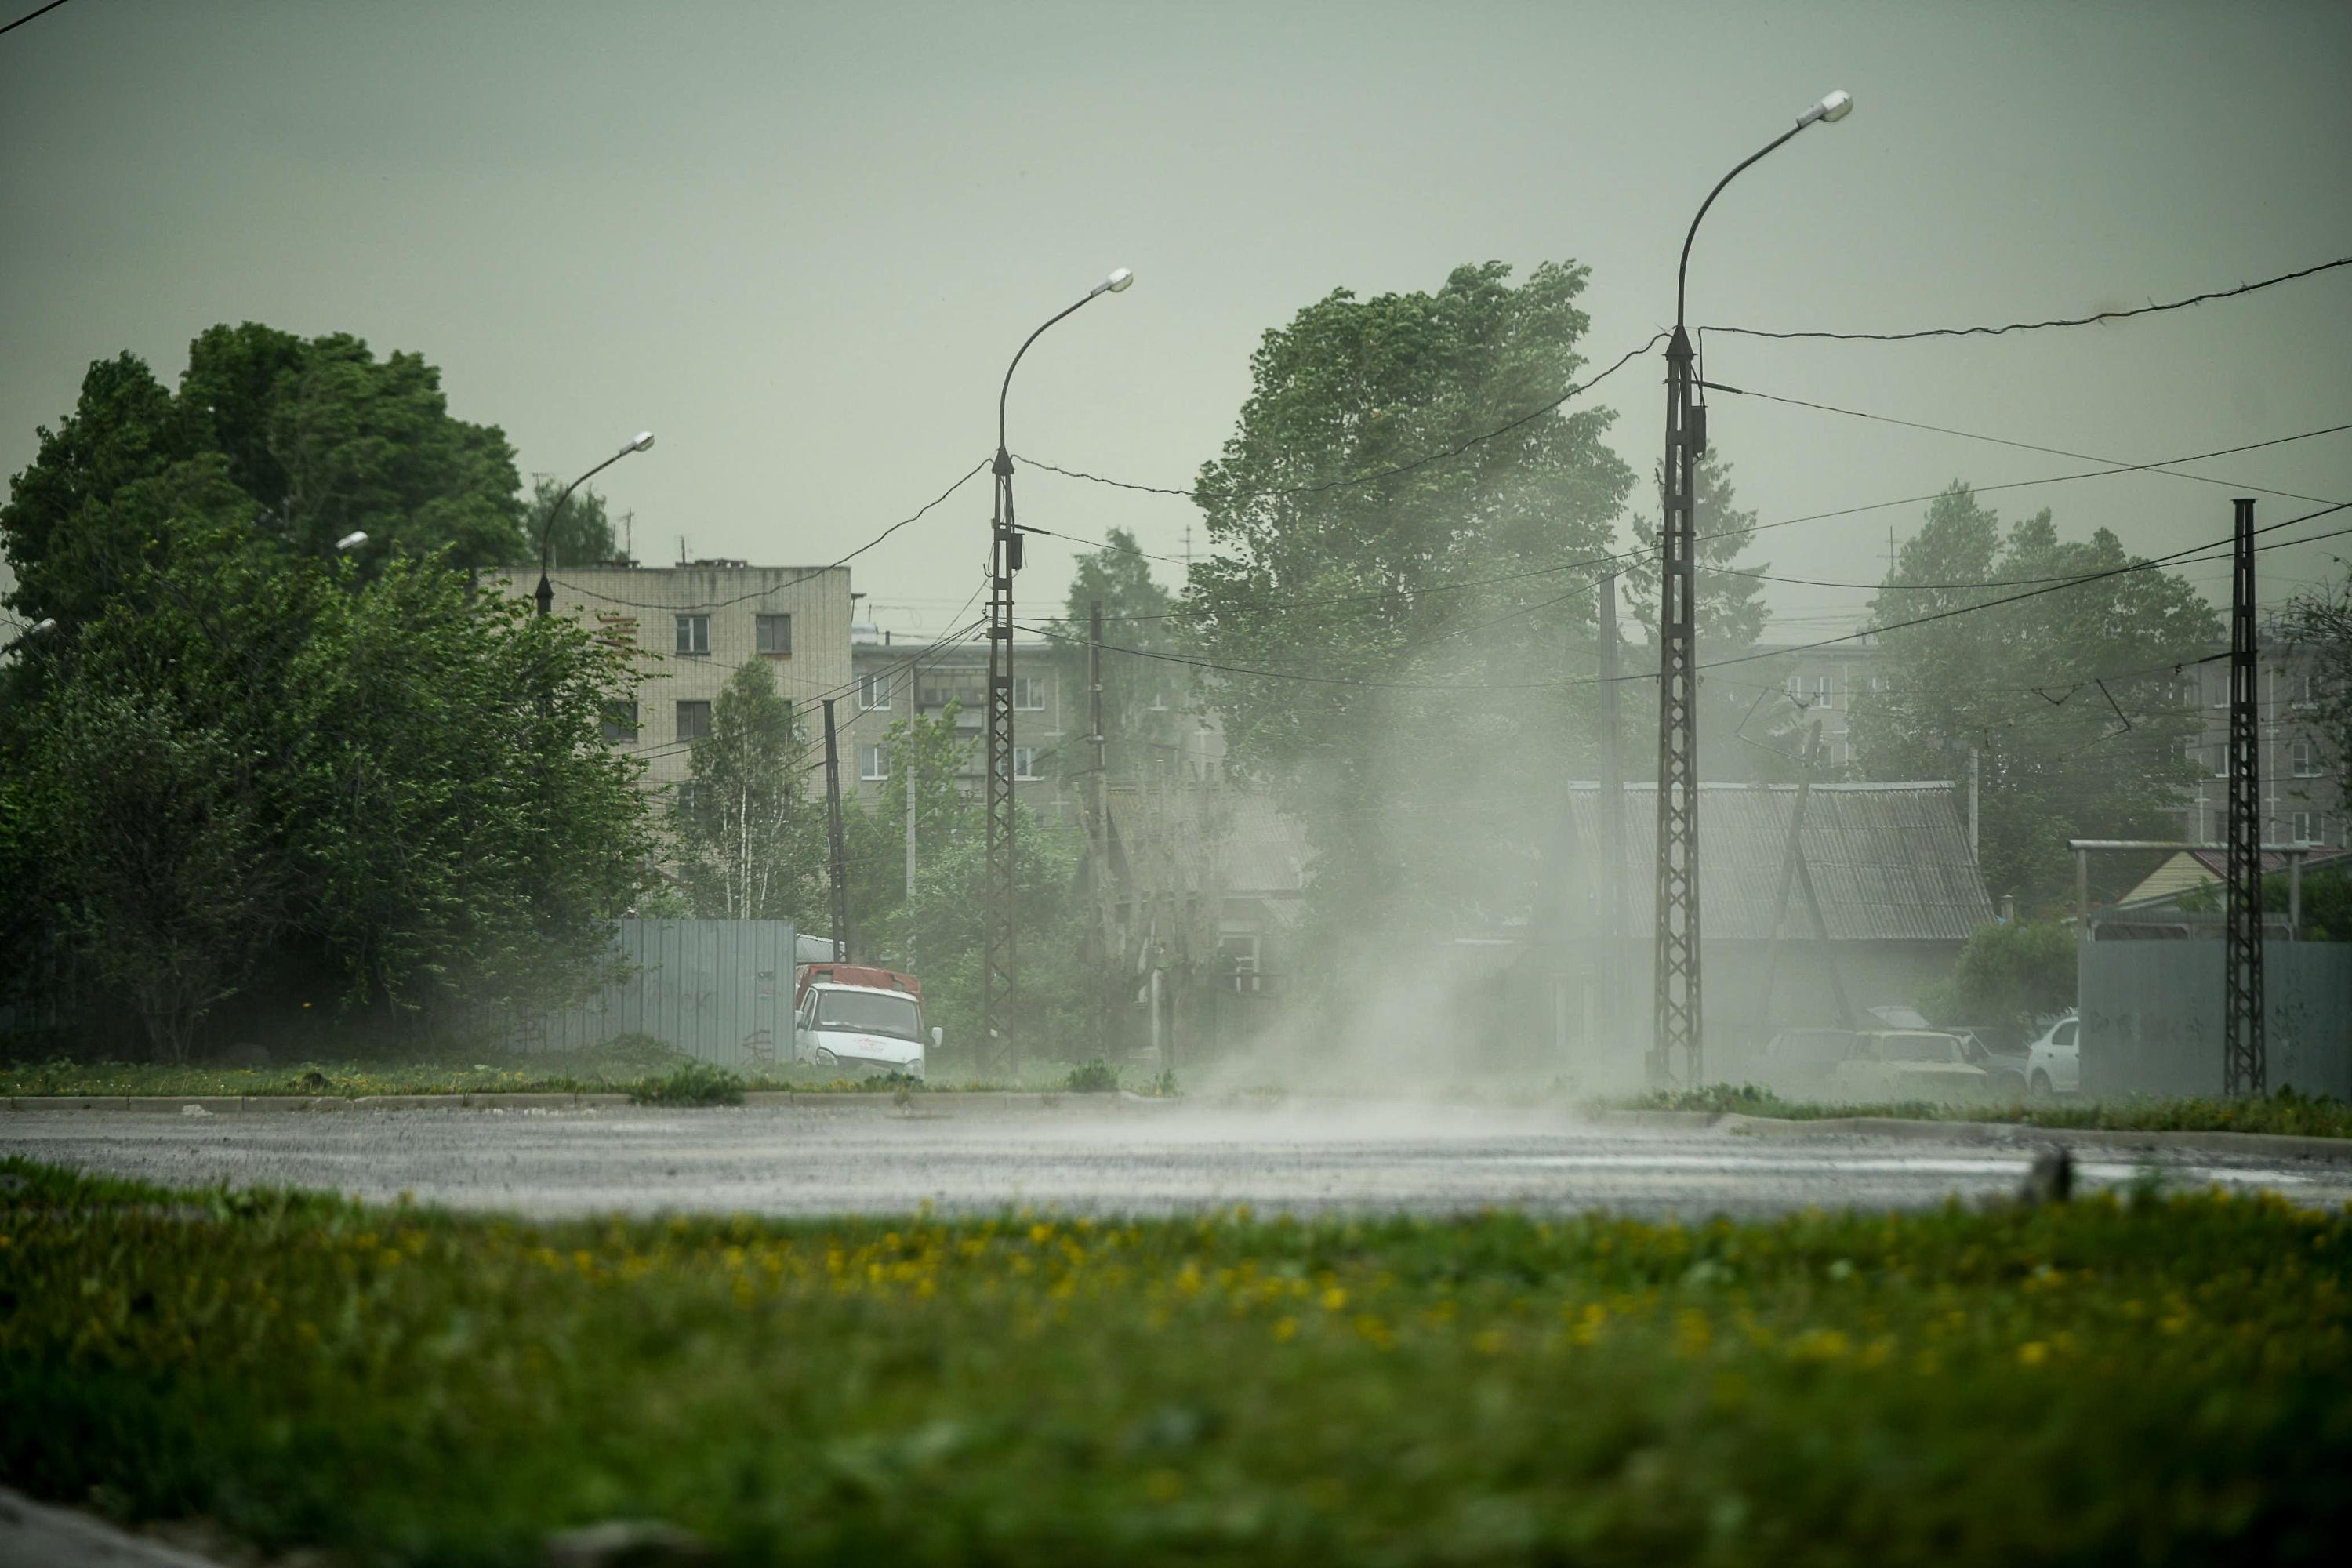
[1064,1058,1120,1093]
[2181,864,2352,942]
[2,325,526,647]
[522,474,622,569]
[627,1059,746,1106]
[1847,485,2219,906]
[1921,920,2078,1027]
[1180,261,1635,949]
[1052,528,1185,783]
[1612,1085,2352,1138]
[2280,575,2350,785]
[6,1158,2350,1564]
[674,660,818,920]
[2,523,655,1057]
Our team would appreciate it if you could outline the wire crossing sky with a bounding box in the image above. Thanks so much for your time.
[3,1,2347,637]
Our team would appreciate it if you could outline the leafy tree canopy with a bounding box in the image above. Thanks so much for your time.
[524,474,624,571]
[1053,528,1185,787]
[1846,484,2220,906]
[2,324,527,641]
[1178,260,1635,938]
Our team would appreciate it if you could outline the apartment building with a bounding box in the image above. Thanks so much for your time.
[2174,631,2343,848]
[841,624,1079,826]
[489,561,855,797]
[1745,635,1884,768]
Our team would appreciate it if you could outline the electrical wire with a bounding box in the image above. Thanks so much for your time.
[543,459,987,614]
[1703,253,2352,342]
[0,0,73,38]
[1014,332,1664,499]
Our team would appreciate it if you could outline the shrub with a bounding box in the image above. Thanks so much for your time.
[628,1060,745,1107]
[1063,1058,1120,1093]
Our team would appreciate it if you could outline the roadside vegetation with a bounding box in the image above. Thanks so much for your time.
[1622,1083,2352,1139]
[0,1039,1177,1101]
[4,1157,2345,1565]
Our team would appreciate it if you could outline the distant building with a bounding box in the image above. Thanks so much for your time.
[2171,629,2343,849]
[487,561,855,800]
[842,623,1079,826]
[1744,634,1883,771]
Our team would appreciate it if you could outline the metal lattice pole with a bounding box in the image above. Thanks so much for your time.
[982,453,1019,1074]
[1651,325,1704,1084]
[2223,496,2266,1095]
[822,698,852,961]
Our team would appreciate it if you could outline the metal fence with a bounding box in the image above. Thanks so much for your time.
[518,919,799,1071]
[2081,940,2352,1099]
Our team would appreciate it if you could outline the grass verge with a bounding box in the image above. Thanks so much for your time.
[3,1158,2347,1564]
[1619,1083,2352,1140]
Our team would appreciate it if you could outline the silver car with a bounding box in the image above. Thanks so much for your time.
[1826,1031,1990,1104]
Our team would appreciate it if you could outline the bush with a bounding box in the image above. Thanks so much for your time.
[1922,920,2076,1028]
[627,1060,745,1107]
[1063,1058,1120,1093]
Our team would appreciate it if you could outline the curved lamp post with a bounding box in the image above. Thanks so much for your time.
[534,431,655,616]
[982,268,1134,1073]
[1651,91,1852,1089]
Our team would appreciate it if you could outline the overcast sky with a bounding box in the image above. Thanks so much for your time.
[5,0,2348,640]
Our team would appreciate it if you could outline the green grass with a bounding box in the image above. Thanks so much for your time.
[0,1046,1134,1101]
[1620,1083,2352,1139]
[3,1159,2347,1565]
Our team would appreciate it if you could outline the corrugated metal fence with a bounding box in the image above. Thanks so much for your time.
[2082,940,2352,1099]
[519,919,799,1071]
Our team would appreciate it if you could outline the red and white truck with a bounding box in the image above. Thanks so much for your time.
[791,962,937,1080]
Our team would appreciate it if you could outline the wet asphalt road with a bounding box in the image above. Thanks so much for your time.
[8,1101,2350,1219]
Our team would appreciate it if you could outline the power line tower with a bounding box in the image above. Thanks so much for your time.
[821,698,851,961]
[2223,496,2265,1095]
[1651,326,1704,1084]
[1085,601,1111,1049]
[982,455,1022,1073]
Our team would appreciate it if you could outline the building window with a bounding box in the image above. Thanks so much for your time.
[2212,745,2230,779]
[1013,745,1042,781]
[1012,674,1047,711]
[677,700,712,742]
[857,672,891,711]
[601,698,639,743]
[756,613,792,655]
[860,745,888,781]
[2289,672,2316,707]
[2292,811,2322,845]
[674,614,710,655]
[1149,688,1170,713]
[675,782,701,822]
[1218,935,1262,993]
[2292,739,2322,778]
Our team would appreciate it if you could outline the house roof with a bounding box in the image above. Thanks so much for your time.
[1561,782,1994,942]
[2118,845,2352,909]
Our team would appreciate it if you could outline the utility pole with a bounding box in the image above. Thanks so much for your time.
[1652,322,1704,1087]
[1968,744,1981,865]
[1087,601,1109,1049]
[1597,573,1625,1047]
[2223,497,2266,1095]
[983,461,1022,1073]
[822,698,851,962]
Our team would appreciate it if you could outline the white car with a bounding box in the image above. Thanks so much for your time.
[2024,1014,2080,1097]
[793,981,935,1080]
[1824,1031,1989,1103]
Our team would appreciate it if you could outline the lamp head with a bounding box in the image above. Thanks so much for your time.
[28,618,56,637]
[626,430,655,453]
[334,531,368,553]
[1088,267,1136,299]
[1798,89,1853,128]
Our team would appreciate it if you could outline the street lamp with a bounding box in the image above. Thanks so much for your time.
[1651,90,1853,1088]
[335,531,368,553]
[534,431,655,616]
[982,267,1135,1074]
[2,616,56,658]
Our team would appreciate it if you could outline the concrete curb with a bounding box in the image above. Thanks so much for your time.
[5,1090,1186,1116]
[1595,1109,2352,1163]
[0,1484,225,1566]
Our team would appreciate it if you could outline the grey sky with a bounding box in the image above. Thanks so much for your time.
[5,0,2348,640]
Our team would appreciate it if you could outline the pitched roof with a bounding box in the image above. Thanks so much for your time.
[1562,782,1994,942]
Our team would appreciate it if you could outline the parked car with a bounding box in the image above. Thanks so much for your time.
[1950,1029,2032,1096]
[2024,1013,2081,1097]
[1826,1031,1989,1103]
[1758,1029,1860,1097]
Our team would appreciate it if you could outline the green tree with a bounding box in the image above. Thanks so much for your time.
[1921,920,2078,1028]
[522,475,623,570]
[2,325,527,648]
[2281,573,2352,781]
[1178,260,1635,942]
[5,524,654,1055]
[1846,485,2220,906]
[674,661,818,921]
[1621,447,1800,782]
[1052,529,1185,786]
